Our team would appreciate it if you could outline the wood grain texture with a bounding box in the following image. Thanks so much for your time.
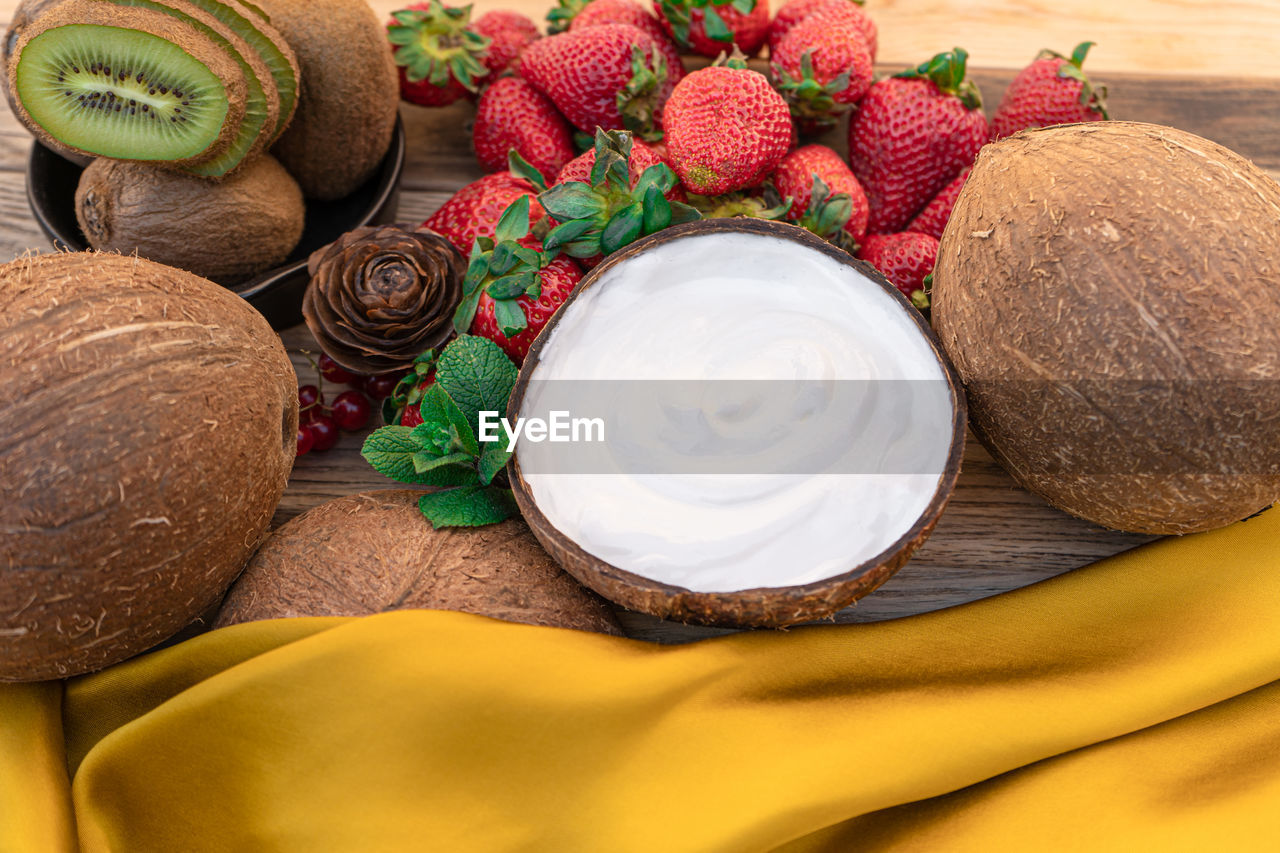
[0,1,1272,643]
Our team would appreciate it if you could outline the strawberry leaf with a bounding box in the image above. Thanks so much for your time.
[487,271,538,299]
[729,0,755,14]
[642,186,672,233]
[544,218,595,251]
[508,151,548,192]
[701,5,733,42]
[494,195,531,244]
[494,298,528,337]
[541,182,607,220]
[602,202,645,255]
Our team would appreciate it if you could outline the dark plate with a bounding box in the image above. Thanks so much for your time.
[25,116,407,330]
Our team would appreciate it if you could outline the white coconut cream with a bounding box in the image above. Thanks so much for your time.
[517,230,956,593]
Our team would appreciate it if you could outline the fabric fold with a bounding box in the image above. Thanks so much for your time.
[1,509,1278,851]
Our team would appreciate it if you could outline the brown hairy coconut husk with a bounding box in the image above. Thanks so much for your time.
[932,121,1280,534]
[214,490,623,636]
[0,252,297,681]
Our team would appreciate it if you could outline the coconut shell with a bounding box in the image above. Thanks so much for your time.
[9,0,248,167]
[75,154,305,283]
[257,0,399,200]
[508,218,967,629]
[932,121,1280,534]
[214,491,623,636]
[0,252,297,681]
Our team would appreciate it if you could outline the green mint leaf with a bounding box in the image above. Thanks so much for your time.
[478,444,513,484]
[361,426,476,487]
[494,196,531,244]
[412,450,476,474]
[494,298,529,337]
[417,383,481,457]
[540,182,606,221]
[434,335,519,438]
[418,485,519,528]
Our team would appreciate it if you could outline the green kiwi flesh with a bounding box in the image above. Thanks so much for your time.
[178,0,297,140]
[112,0,275,177]
[15,23,231,161]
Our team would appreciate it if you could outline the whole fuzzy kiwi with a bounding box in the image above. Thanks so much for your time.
[214,491,624,636]
[75,154,304,283]
[255,0,398,200]
[0,252,297,681]
[932,121,1280,534]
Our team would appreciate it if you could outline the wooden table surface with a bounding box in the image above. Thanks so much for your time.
[2,0,1276,642]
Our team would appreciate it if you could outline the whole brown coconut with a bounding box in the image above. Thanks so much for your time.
[75,154,305,284]
[932,121,1280,534]
[0,252,297,681]
[214,491,623,636]
[256,0,399,200]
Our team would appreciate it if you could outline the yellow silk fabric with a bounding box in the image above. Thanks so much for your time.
[3,509,1280,852]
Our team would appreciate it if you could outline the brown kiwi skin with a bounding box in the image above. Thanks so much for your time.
[118,0,281,175]
[9,0,249,168]
[75,154,304,283]
[219,0,300,143]
[3,0,90,165]
[255,0,399,201]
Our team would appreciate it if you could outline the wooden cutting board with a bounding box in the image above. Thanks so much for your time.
[1,1,1275,643]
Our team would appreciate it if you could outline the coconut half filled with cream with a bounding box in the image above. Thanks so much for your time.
[509,220,965,628]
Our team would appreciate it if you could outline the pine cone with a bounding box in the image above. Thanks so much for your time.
[302,224,465,374]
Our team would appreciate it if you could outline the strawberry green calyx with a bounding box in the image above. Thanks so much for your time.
[895,47,982,111]
[660,0,757,47]
[688,186,791,221]
[617,47,669,142]
[1041,41,1110,118]
[545,0,591,34]
[792,176,857,252]
[388,1,491,92]
[454,196,550,338]
[771,51,850,132]
[912,272,933,311]
[383,349,440,426]
[541,129,701,258]
[715,45,751,71]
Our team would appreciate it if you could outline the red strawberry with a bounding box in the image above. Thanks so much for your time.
[570,0,685,89]
[663,55,792,195]
[767,0,876,59]
[555,137,684,200]
[471,255,582,363]
[848,48,988,235]
[772,143,869,243]
[470,10,541,80]
[654,0,770,58]
[906,167,969,239]
[771,5,873,132]
[387,1,491,107]
[424,172,548,255]
[990,42,1109,140]
[453,197,583,364]
[474,77,575,180]
[518,24,680,141]
[857,231,938,308]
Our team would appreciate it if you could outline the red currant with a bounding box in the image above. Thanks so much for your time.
[319,353,360,386]
[298,384,323,412]
[331,390,372,431]
[307,415,340,452]
[361,371,403,400]
[296,425,314,456]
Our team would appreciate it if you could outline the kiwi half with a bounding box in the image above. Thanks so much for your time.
[139,0,298,142]
[11,0,247,165]
[112,0,278,177]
